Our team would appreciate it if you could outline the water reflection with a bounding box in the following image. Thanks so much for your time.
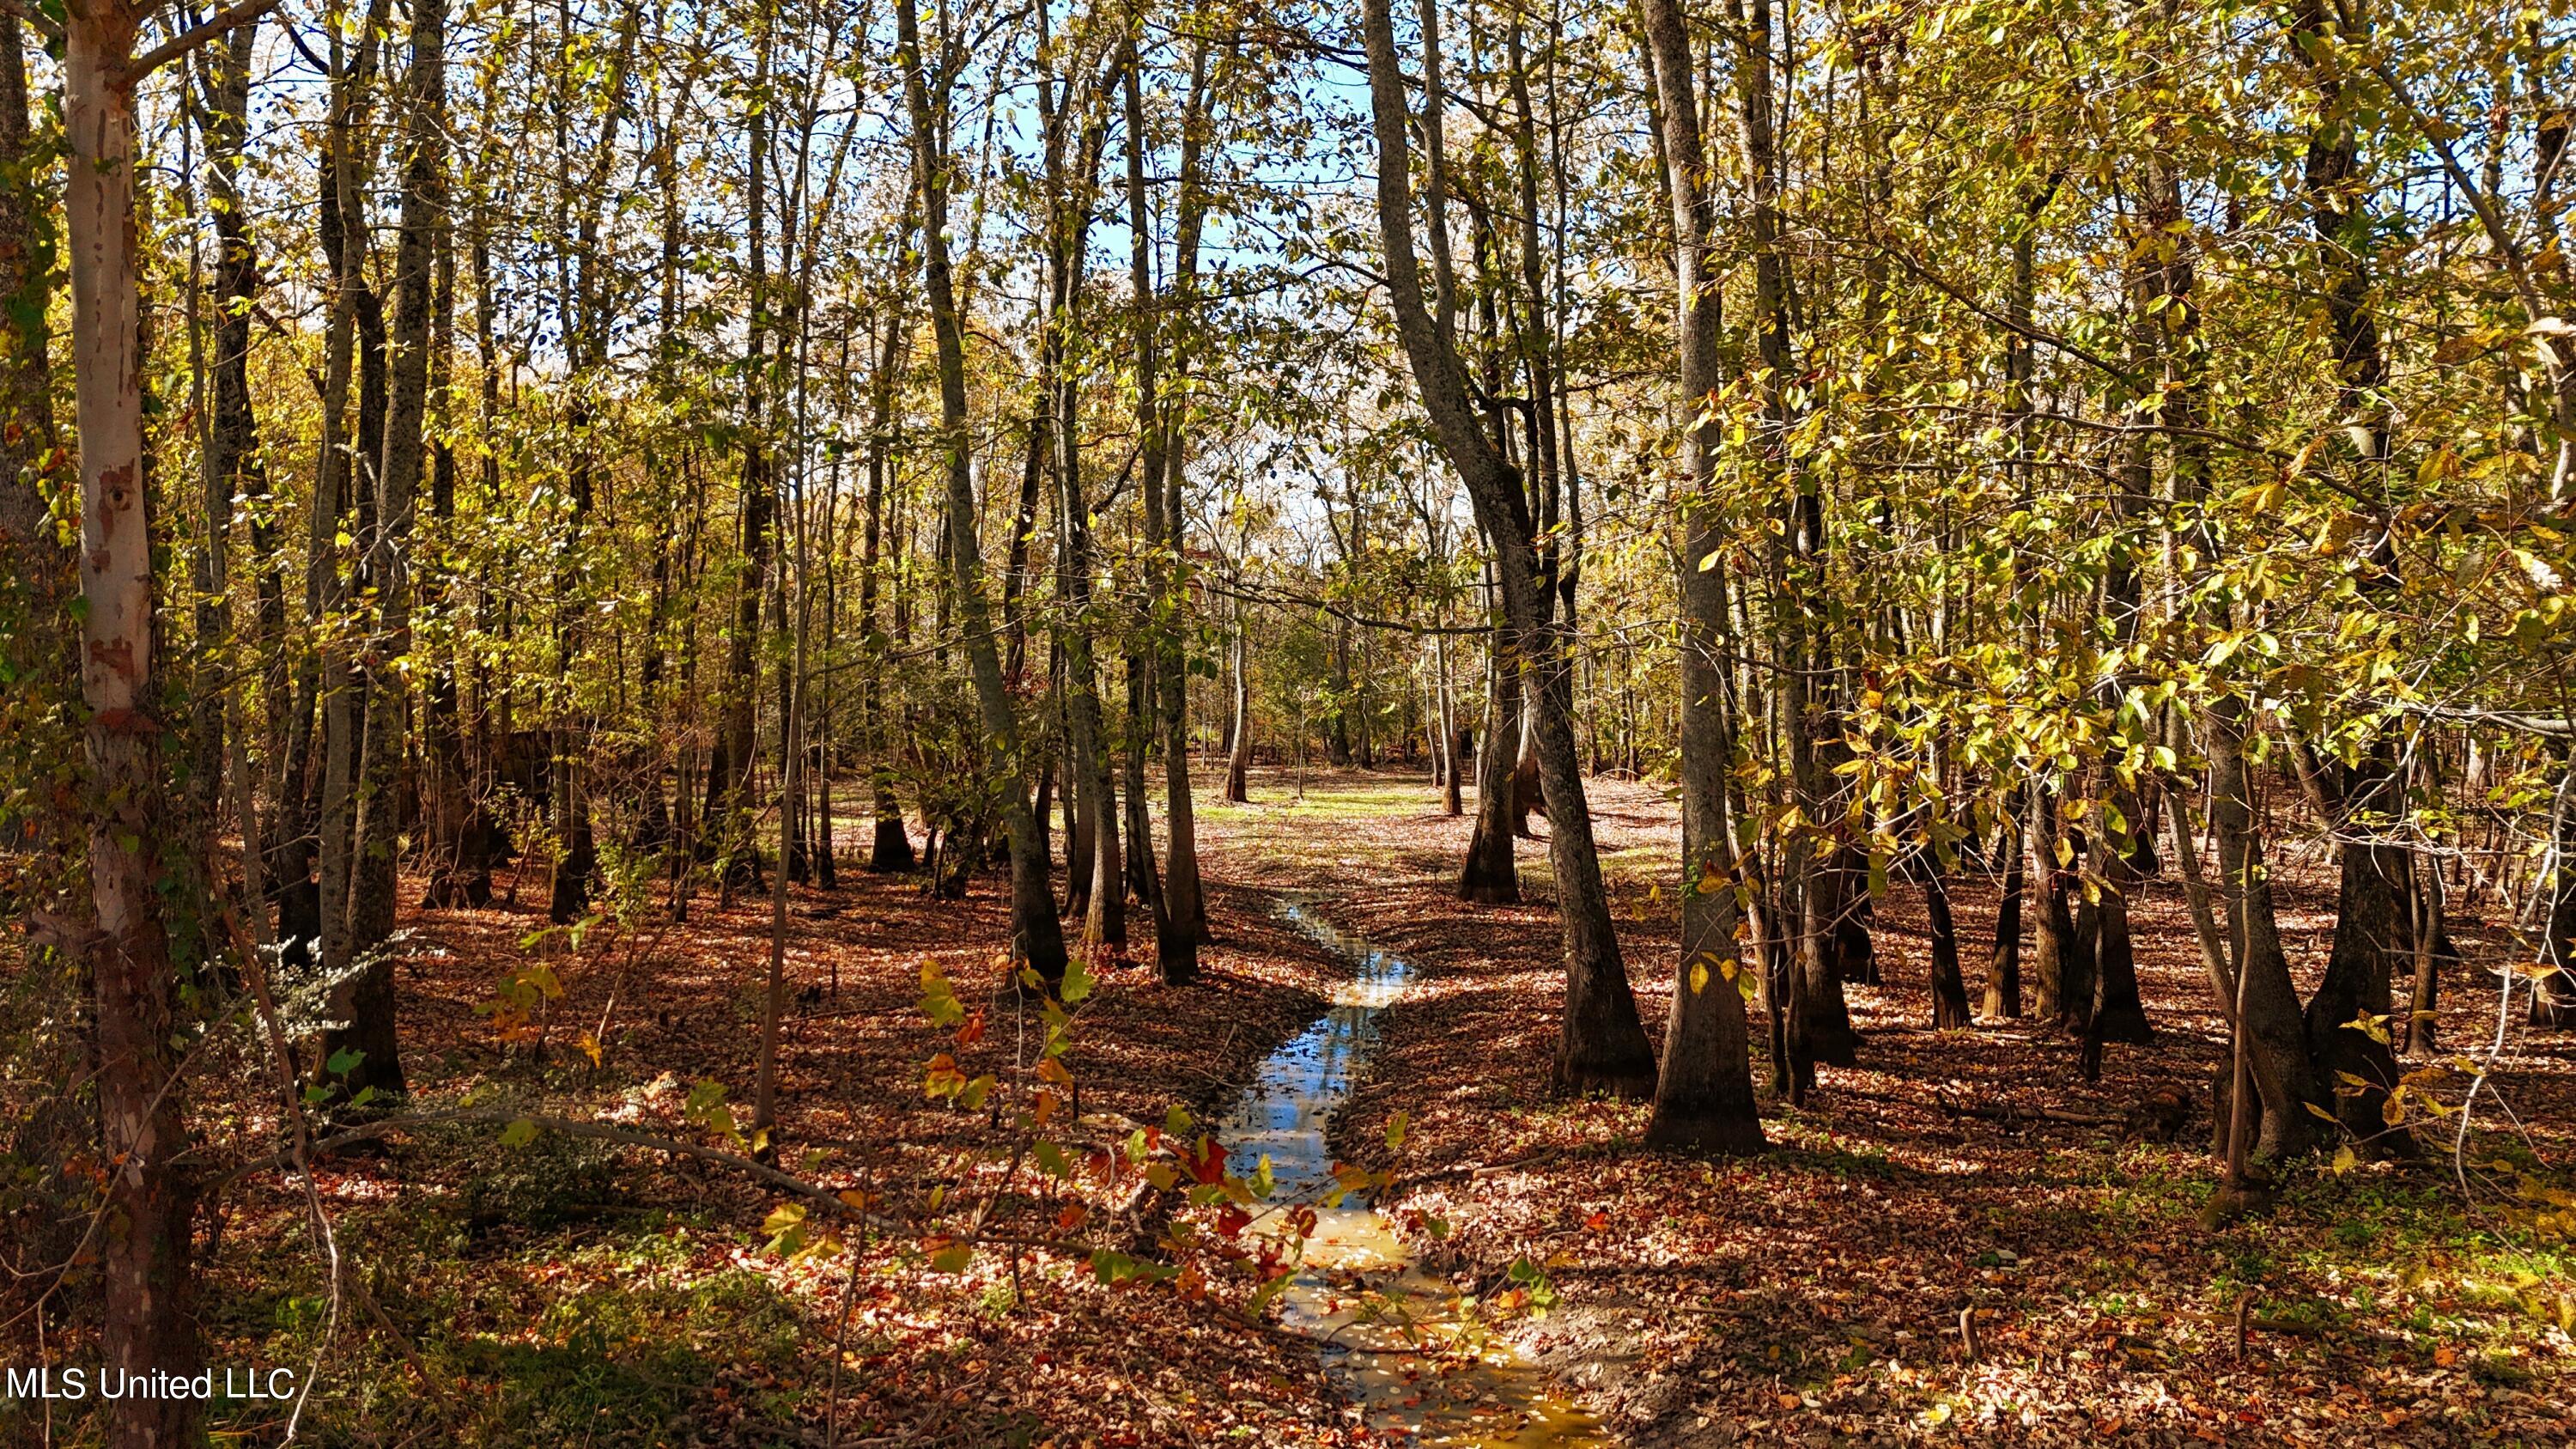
[1219,899,1607,1448]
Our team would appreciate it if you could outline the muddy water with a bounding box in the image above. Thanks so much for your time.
[1220,900,1607,1446]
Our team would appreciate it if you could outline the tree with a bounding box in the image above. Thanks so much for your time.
[898,0,1069,983]
[1363,0,1655,1096]
[1639,0,1760,1153]
[50,2,289,1439]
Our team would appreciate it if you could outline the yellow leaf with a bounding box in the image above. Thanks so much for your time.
[2331,1146,2357,1175]
[1689,960,1710,995]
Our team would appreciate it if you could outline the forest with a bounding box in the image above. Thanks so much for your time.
[2,0,2574,1441]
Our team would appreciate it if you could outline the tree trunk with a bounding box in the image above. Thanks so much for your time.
[315,0,392,1034]
[2205,698,2332,1160]
[1458,611,1522,902]
[0,9,52,569]
[2287,0,2417,1137]
[1127,42,1207,975]
[1437,633,1462,816]
[2406,824,2448,1054]
[1123,654,1164,925]
[65,10,203,1440]
[1364,0,1654,1096]
[1984,795,2025,1019]
[2029,785,2075,1024]
[898,0,1067,983]
[1927,865,1973,1030]
[331,0,446,1103]
[2091,788,2154,1044]
[2537,762,2576,1028]
[1640,0,1761,1152]
[1225,610,1252,802]
[0,6,70,883]
[860,306,917,873]
[705,21,774,894]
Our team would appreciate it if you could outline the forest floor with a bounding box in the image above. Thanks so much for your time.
[157,767,2576,1448]
[1202,771,2576,1446]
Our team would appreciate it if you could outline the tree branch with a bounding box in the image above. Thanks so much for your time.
[128,0,284,82]
[0,0,58,44]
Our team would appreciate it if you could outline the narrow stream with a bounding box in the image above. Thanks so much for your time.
[1220,899,1607,1447]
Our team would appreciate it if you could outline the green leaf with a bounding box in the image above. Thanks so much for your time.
[931,1243,974,1274]
[325,1047,365,1076]
[1385,1110,1408,1150]
[1247,1268,1298,1316]
[1061,953,1096,1005]
[499,1118,537,1148]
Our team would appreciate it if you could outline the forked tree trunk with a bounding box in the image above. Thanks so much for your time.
[2288,2,2421,1133]
[2205,697,2331,1161]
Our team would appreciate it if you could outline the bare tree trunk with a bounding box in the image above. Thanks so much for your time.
[1640,0,1761,1152]
[708,28,775,896]
[1364,0,1654,1096]
[898,0,1067,983]
[1984,793,2025,1019]
[858,290,917,872]
[2537,761,2576,1027]
[1459,603,1521,902]
[331,0,446,1104]
[316,0,392,1034]
[64,9,203,1440]
[1225,606,1252,802]
[1126,40,1204,975]
[1436,631,1462,816]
